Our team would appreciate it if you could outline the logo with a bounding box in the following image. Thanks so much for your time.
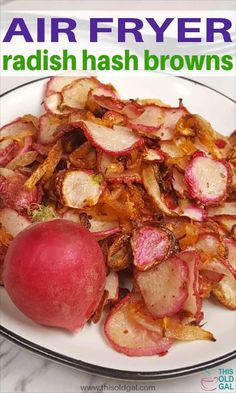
[201,377,218,391]
[200,368,235,391]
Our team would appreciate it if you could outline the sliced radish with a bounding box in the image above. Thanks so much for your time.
[46,76,81,96]
[105,271,119,303]
[0,140,19,167]
[185,152,230,205]
[44,93,70,116]
[104,293,173,356]
[130,105,164,132]
[0,208,31,237]
[142,165,176,216]
[0,119,36,139]
[212,275,236,310]
[196,232,225,259]
[76,121,143,155]
[179,251,202,320]
[89,217,120,238]
[92,95,124,113]
[62,209,120,238]
[57,170,104,209]
[61,78,99,109]
[131,226,172,271]
[160,141,182,158]
[136,256,189,318]
[130,106,187,140]
[38,113,62,145]
[143,148,165,163]
[176,201,207,222]
[207,202,236,217]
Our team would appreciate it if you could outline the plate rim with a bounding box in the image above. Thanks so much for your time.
[0,75,235,381]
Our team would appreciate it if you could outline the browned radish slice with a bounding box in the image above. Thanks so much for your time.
[130,105,164,132]
[92,95,124,113]
[61,78,99,109]
[136,256,188,318]
[212,275,236,310]
[131,227,172,270]
[77,121,143,155]
[0,119,37,139]
[0,208,31,237]
[179,251,202,321]
[105,271,119,303]
[0,140,19,167]
[46,76,81,96]
[159,141,182,158]
[201,258,233,280]
[185,152,230,205]
[38,113,62,144]
[44,93,70,116]
[207,202,236,217]
[62,210,120,238]
[172,168,187,197]
[212,215,236,234]
[104,293,173,356]
[196,233,225,259]
[57,170,104,209]
[130,106,188,140]
[143,148,165,163]
[142,165,176,216]
[176,200,207,221]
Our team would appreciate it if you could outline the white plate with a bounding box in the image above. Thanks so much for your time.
[0,73,235,380]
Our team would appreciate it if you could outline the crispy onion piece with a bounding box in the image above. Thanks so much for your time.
[107,234,133,271]
[24,140,62,189]
[104,293,173,356]
[164,318,215,341]
[142,165,176,216]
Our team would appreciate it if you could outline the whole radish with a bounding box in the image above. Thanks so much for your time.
[3,219,106,331]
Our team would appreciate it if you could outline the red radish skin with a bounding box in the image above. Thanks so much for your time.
[3,219,106,331]
[179,251,202,322]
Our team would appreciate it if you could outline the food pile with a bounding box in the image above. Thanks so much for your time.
[0,76,235,357]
